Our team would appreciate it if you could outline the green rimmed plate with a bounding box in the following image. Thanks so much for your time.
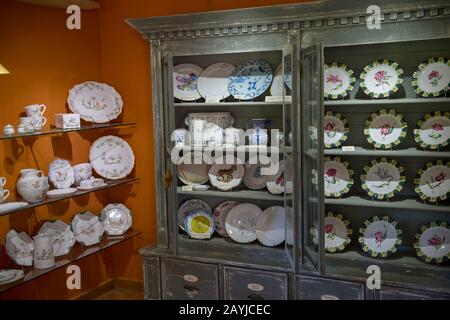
[359,216,402,258]
[325,212,352,253]
[324,62,355,100]
[324,157,354,198]
[414,111,450,150]
[361,157,405,200]
[412,57,450,98]
[360,59,403,98]
[414,160,450,203]
[414,221,450,264]
[324,112,349,149]
[364,109,407,149]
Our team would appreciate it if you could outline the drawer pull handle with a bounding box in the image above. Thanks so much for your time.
[321,294,339,300]
[184,284,199,298]
[247,293,265,300]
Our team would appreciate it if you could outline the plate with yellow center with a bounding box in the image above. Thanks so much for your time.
[184,209,215,240]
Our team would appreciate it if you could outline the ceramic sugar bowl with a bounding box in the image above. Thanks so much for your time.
[3,124,15,136]
[73,163,92,186]
[5,230,34,266]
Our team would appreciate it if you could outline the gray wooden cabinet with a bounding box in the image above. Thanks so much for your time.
[128,0,450,300]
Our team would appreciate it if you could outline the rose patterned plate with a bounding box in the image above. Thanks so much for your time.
[208,155,245,191]
[364,109,407,149]
[197,63,234,101]
[228,59,273,100]
[324,62,355,99]
[243,155,274,190]
[324,212,352,253]
[225,203,262,243]
[213,200,240,237]
[100,203,132,236]
[256,206,285,247]
[173,63,203,101]
[89,135,135,180]
[359,216,402,258]
[412,57,450,98]
[176,152,210,186]
[49,159,75,189]
[177,199,212,231]
[414,160,450,203]
[266,160,285,195]
[184,209,215,240]
[414,221,450,264]
[324,157,354,198]
[361,158,405,200]
[0,269,24,286]
[414,111,450,150]
[67,81,123,123]
[360,59,403,98]
[324,111,349,149]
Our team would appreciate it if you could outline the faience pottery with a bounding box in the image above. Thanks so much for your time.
[3,124,15,136]
[73,163,93,185]
[25,104,46,117]
[4,230,34,266]
[33,234,55,269]
[38,220,75,257]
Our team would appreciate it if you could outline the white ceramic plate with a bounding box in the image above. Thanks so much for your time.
[414,111,450,150]
[324,157,354,198]
[324,62,355,99]
[208,155,245,191]
[67,81,123,123]
[184,210,215,240]
[77,183,107,190]
[176,153,210,186]
[225,203,262,243]
[0,202,28,213]
[243,155,274,190]
[360,59,403,98]
[324,112,349,149]
[71,212,104,246]
[38,220,75,257]
[0,269,24,285]
[361,158,405,200]
[266,160,285,195]
[173,63,203,101]
[228,59,273,100]
[414,221,450,264]
[324,212,352,253]
[270,64,284,97]
[255,206,285,247]
[412,57,450,97]
[213,200,240,237]
[49,159,75,189]
[364,109,407,149]
[100,203,132,236]
[414,160,450,203]
[89,135,135,180]
[197,63,235,101]
[177,199,212,231]
[47,188,78,198]
[359,216,402,258]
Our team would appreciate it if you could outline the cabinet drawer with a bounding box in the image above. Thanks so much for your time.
[162,258,219,300]
[297,276,365,300]
[224,267,288,300]
[379,287,450,300]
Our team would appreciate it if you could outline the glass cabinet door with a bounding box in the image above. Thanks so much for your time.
[300,43,325,273]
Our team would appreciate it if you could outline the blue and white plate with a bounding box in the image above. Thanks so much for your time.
[228,59,273,100]
[283,56,292,91]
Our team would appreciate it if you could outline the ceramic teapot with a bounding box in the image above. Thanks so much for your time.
[17,169,46,189]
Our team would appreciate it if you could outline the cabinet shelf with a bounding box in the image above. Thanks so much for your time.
[324,97,450,107]
[0,229,142,294]
[324,147,450,158]
[174,101,283,108]
[0,122,137,140]
[177,187,284,202]
[0,178,140,217]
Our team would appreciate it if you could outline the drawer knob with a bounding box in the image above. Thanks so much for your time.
[183,274,199,283]
[321,294,340,300]
[184,284,200,298]
[247,283,264,292]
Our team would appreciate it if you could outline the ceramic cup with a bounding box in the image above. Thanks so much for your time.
[17,124,27,135]
[25,104,46,117]
[19,117,35,133]
[3,124,15,136]
[0,189,10,203]
[249,118,271,129]
[33,234,55,269]
[32,116,47,131]
[73,163,92,185]
[0,177,6,188]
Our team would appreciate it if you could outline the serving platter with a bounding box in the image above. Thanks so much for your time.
[414,160,450,203]
[173,63,203,101]
[225,203,262,244]
[243,155,274,190]
[414,111,450,150]
[184,209,215,240]
[359,59,403,98]
[324,157,354,198]
[208,155,245,191]
[89,135,135,180]
[67,81,123,123]
[324,212,352,253]
[0,202,28,213]
[47,188,77,198]
[48,159,75,189]
[364,109,407,149]
[324,62,355,100]
[71,212,104,247]
[358,216,402,258]
[324,111,349,149]
[197,63,234,101]
[178,199,212,231]
[228,59,273,100]
[255,206,285,247]
[176,153,210,186]
[414,221,450,264]
[100,203,132,236]
[213,200,240,237]
[0,269,24,286]
[412,57,450,98]
[361,157,405,200]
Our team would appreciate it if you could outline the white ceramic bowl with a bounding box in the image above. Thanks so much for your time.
[18,186,48,203]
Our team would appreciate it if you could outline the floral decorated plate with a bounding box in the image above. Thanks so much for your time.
[184,209,215,240]
[67,81,123,123]
[414,111,450,150]
[324,212,352,253]
[177,199,212,231]
[0,269,24,286]
[38,220,75,257]
[197,63,234,101]
[208,155,245,191]
[361,158,405,200]
[213,200,240,237]
[412,57,450,98]
[225,203,262,243]
[324,62,355,99]
[359,216,402,258]
[100,203,132,236]
[266,160,285,195]
[414,221,450,264]
[89,135,135,180]
[324,157,354,198]
[176,153,210,186]
[71,212,104,247]
[256,206,285,247]
[228,59,273,100]
[49,159,75,189]
[270,64,284,97]
[173,63,203,101]
[324,112,349,149]
[364,109,407,149]
[360,59,403,98]
[243,155,274,190]
[414,160,450,203]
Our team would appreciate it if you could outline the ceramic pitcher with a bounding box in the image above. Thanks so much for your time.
[33,234,55,269]
[17,169,46,189]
